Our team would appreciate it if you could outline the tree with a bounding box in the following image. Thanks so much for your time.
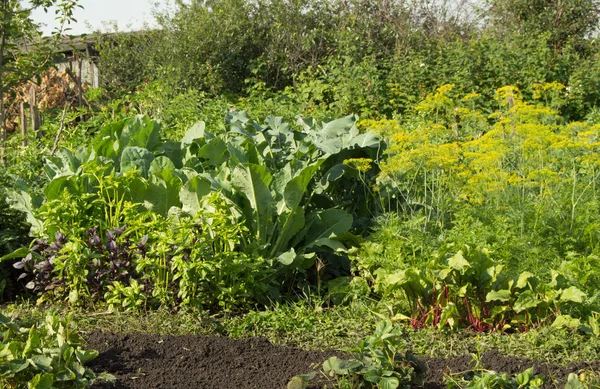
[486,0,600,50]
[0,0,80,162]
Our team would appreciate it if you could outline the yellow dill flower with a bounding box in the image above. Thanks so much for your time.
[495,86,521,105]
[533,81,565,99]
[462,92,481,102]
[415,84,455,113]
[343,158,373,172]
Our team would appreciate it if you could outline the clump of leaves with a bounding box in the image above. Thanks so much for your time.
[375,244,587,332]
[445,367,544,389]
[85,225,142,301]
[12,232,68,295]
[10,226,144,306]
[0,312,110,388]
[290,320,426,389]
[565,371,600,389]
[0,191,31,300]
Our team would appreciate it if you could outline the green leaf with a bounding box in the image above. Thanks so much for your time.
[122,115,161,151]
[385,270,408,286]
[44,148,80,179]
[231,164,274,245]
[363,368,382,383]
[277,248,297,265]
[515,271,535,289]
[322,356,361,375]
[513,290,538,313]
[28,373,54,389]
[305,209,353,244]
[352,132,380,148]
[565,373,586,389]
[283,160,325,211]
[6,190,43,234]
[316,164,347,193]
[29,355,53,371]
[145,169,184,216]
[440,303,459,329]
[379,376,400,389]
[91,119,127,160]
[0,359,29,377]
[157,141,185,168]
[447,250,470,273]
[179,175,212,216]
[23,327,41,357]
[321,115,357,138]
[182,121,207,144]
[309,238,346,251]
[0,247,29,262]
[552,315,581,329]
[287,376,305,389]
[149,156,176,175]
[198,138,228,166]
[560,286,586,303]
[516,367,533,386]
[120,146,155,176]
[270,207,306,257]
[75,348,99,364]
[44,176,76,200]
[486,289,511,302]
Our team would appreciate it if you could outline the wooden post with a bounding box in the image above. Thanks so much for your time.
[31,105,41,132]
[20,102,27,146]
[78,55,83,107]
[29,85,42,137]
[0,99,5,164]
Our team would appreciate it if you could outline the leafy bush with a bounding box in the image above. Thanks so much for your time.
[0,312,107,388]
[3,113,382,308]
[362,85,600,270]
[565,371,600,389]
[445,367,544,389]
[9,192,274,311]
[373,244,586,332]
[290,320,426,389]
[0,181,31,301]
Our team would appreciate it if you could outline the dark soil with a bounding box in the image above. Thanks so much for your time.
[87,332,334,389]
[87,332,600,389]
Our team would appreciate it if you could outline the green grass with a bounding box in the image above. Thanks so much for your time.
[4,299,600,366]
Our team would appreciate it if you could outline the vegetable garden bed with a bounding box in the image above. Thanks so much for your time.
[86,332,600,389]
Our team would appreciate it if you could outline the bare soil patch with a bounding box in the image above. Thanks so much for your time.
[86,332,600,389]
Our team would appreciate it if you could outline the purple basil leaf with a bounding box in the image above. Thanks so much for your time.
[55,231,66,243]
[138,234,149,248]
[107,240,118,251]
[113,225,127,236]
[89,234,101,247]
[35,261,52,271]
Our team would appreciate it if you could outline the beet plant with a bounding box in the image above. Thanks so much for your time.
[375,245,587,331]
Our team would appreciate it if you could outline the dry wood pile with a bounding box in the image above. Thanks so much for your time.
[5,68,86,133]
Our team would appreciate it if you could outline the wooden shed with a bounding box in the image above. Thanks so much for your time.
[54,35,100,88]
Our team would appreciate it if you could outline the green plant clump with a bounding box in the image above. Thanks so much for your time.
[291,320,426,389]
[0,312,108,388]
[445,367,544,389]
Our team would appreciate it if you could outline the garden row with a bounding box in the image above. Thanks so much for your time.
[2,84,600,388]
